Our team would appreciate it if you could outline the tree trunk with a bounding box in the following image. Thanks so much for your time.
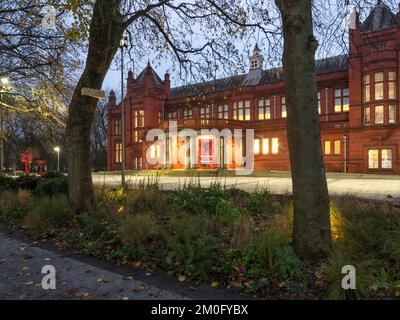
[66,0,123,212]
[276,0,331,259]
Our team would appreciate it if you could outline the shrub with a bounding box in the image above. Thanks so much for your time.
[127,187,169,216]
[24,195,73,235]
[41,171,65,179]
[120,213,157,258]
[274,246,301,278]
[243,228,290,275]
[16,175,41,191]
[320,247,372,300]
[0,176,18,192]
[215,199,243,222]
[79,209,121,244]
[35,176,68,196]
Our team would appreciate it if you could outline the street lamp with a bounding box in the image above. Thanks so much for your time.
[54,146,60,172]
[120,31,128,186]
[0,77,9,175]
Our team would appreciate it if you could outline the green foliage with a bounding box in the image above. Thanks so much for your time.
[274,246,301,278]
[35,176,68,196]
[215,199,244,221]
[243,228,291,275]
[41,171,65,179]
[120,213,158,258]
[0,176,18,192]
[128,187,169,216]
[15,175,40,191]
[24,195,73,236]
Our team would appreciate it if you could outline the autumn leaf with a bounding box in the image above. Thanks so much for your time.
[210,281,219,289]
[178,275,186,282]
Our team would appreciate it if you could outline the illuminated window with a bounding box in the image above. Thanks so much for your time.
[375,72,384,100]
[244,101,251,120]
[150,145,160,158]
[389,72,396,99]
[114,119,121,135]
[115,142,122,163]
[317,92,321,114]
[254,139,260,155]
[218,105,228,119]
[138,110,144,127]
[324,141,331,155]
[334,88,349,112]
[363,75,370,102]
[389,105,396,124]
[271,138,279,154]
[157,111,162,124]
[200,106,210,119]
[183,109,192,119]
[258,99,271,120]
[168,111,177,120]
[368,149,379,169]
[375,105,384,124]
[233,101,251,121]
[262,138,269,155]
[281,97,287,118]
[381,149,393,169]
[364,107,371,125]
[334,140,341,155]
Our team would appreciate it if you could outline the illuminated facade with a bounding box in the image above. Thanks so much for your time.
[107,3,400,174]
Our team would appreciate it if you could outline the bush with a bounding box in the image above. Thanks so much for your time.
[24,195,73,235]
[79,209,121,244]
[127,187,169,216]
[41,171,65,179]
[16,175,41,191]
[0,176,18,192]
[120,213,157,258]
[35,176,68,196]
[243,228,290,275]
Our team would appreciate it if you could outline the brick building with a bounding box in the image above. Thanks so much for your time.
[107,2,400,174]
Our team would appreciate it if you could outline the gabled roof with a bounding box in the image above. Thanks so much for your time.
[170,54,349,100]
[135,63,164,86]
[361,1,396,33]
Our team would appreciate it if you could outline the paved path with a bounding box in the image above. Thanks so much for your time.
[93,173,400,201]
[0,232,188,300]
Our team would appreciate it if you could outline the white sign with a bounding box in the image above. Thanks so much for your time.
[81,87,105,99]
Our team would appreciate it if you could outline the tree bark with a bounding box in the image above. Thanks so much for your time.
[66,0,123,212]
[276,0,331,259]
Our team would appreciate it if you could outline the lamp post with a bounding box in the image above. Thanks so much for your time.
[54,146,60,172]
[120,31,128,186]
[0,77,9,176]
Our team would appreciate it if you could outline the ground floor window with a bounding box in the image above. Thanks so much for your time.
[271,138,279,154]
[115,142,122,163]
[324,141,331,155]
[334,140,341,155]
[262,138,269,155]
[368,148,393,170]
[254,139,260,155]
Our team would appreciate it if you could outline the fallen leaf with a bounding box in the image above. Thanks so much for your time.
[82,293,93,300]
[24,281,34,286]
[64,288,79,299]
[178,275,186,283]
[211,281,219,288]
[134,285,146,293]
[3,290,14,296]
[122,296,129,300]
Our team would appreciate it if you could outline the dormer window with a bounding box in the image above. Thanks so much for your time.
[251,60,259,69]
[249,44,263,70]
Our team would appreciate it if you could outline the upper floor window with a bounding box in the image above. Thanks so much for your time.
[375,72,384,100]
[114,119,121,135]
[157,111,162,124]
[233,101,251,121]
[389,71,397,99]
[218,105,228,119]
[317,92,321,114]
[375,105,384,124]
[183,109,192,120]
[363,75,370,102]
[281,97,287,118]
[134,110,145,127]
[364,107,371,125]
[258,99,271,120]
[389,105,397,124]
[334,88,349,112]
[200,106,210,119]
[168,111,177,121]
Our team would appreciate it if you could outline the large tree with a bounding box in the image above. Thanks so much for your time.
[65,0,271,212]
[275,0,331,258]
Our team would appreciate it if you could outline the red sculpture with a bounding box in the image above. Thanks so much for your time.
[19,153,33,175]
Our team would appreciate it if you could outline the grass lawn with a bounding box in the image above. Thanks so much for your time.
[1,173,400,299]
